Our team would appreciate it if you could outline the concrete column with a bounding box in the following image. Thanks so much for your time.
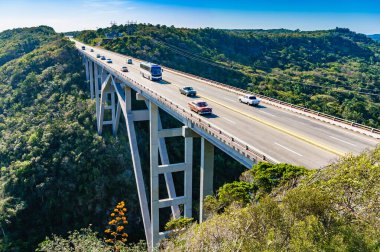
[184,136,193,218]
[111,91,116,134]
[199,138,214,223]
[85,59,89,82]
[114,101,121,135]
[149,102,160,248]
[94,64,100,121]
[89,61,94,99]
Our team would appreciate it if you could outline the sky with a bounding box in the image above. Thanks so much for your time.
[0,0,380,34]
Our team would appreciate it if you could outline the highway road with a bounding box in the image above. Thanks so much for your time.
[72,39,379,168]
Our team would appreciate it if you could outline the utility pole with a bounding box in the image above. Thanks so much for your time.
[125,20,137,35]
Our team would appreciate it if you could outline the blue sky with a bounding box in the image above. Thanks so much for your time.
[1,0,379,34]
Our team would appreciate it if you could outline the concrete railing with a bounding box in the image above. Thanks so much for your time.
[80,50,276,164]
[163,67,380,139]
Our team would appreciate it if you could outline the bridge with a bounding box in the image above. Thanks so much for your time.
[72,38,379,249]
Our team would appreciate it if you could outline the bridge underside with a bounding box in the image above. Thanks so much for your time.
[83,56,259,249]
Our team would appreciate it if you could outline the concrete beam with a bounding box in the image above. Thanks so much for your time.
[102,121,113,125]
[136,92,146,101]
[158,163,186,174]
[158,196,187,208]
[132,110,149,122]
[182,126,200,138]
[158,128,183,138]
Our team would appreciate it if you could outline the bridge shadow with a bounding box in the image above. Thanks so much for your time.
[255,104,267,109]
[159,80,171,85]
[203,114,219,119]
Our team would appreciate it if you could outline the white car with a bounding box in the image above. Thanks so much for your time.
[106,58,112,63]
[238,94,260,106]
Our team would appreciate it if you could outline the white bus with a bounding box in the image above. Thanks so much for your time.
[140,62,162,81]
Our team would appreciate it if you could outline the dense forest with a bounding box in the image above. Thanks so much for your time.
[38,147,380,251]
[0,26,245,251]
[76,24,380,128]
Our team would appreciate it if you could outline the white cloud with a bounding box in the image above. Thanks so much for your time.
[83,0,131,8]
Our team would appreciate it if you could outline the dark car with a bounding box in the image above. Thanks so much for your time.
[101,56,106,60]
[180,86,197,97]
[90,49,94,52]
[127,58,133,64]
[188,100,212,115]
[96,54,101,58]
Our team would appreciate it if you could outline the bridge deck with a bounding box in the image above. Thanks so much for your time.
[73,39,379,168]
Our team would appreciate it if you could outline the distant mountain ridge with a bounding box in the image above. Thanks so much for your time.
[368,34,380,42]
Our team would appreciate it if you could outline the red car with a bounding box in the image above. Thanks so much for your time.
[188,100,212,115]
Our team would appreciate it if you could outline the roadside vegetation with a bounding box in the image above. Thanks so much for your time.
[161,147,380,251]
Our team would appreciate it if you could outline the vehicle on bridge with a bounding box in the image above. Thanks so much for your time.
[140,62,162,81]
[121,66,128,72]
[188,100,212,115]
[81,46,85,50]
[180,86,197,97]
[238,94,260,106]
[106,58,112,63]
[127,58,133,64]
[96,54,101,58]
[90,48,94,52]
[101,56,106,60]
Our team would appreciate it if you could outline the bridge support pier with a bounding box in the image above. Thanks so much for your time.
[84,58,89,82]
[89,60,94,99]
[200,138,214,223]
[149,102,194,247]
[94,64,100,124]
[81,56,219,250]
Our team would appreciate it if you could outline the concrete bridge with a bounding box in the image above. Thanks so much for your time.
[73,38,379,249]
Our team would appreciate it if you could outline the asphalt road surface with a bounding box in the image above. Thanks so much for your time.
[73,39,379,168]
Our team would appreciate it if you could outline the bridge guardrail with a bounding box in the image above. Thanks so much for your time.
[93,46,379,139]
[163,67,380,138]
[84,40,380,139]
[80,50,276,164]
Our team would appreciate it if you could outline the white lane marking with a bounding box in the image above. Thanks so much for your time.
[223,97,236,102]
[222,117,237,124]
[258,110,276,117]
[274,142,303,156]
[329,136,357,147]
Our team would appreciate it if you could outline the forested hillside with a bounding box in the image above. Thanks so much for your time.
[76,25,380,128]
[0,26,58,67]
[162,147,380,251]
[0,27,141,251]
[0,26,245,251]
